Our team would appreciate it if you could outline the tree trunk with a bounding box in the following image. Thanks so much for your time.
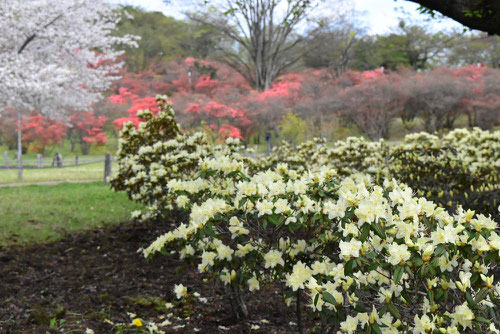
[68,132,76,152]
[17,111,23,180]
[296,289,304,334]
[227,284,248,320]
[81,141,90,155]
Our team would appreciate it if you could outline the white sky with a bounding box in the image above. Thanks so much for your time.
[108,0,465,35]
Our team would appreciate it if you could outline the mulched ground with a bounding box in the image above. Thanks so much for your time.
[0,215,302,333]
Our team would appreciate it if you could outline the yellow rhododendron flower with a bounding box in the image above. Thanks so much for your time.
[174,284,188,299]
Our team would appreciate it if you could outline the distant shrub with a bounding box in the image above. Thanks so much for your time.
[280,112,307,144]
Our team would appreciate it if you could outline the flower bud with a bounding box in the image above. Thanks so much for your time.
[480,274,494,289]
[369,308,377,324]
[422,246,434,262]
[427,277,438,290]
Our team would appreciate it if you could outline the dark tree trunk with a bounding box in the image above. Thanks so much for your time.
[80,141,90,155]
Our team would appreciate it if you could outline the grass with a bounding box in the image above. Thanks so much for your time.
[0,182,141,245]
[0,133,118,168]
[0,162,105,184]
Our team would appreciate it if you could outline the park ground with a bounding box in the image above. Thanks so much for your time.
[0,182,303,333]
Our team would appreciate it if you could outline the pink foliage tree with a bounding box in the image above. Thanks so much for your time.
[21,114,67,153]
[68,111,108,155]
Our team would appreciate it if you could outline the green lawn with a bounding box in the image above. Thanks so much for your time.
[0,182,141,245]
[0,162,106,184]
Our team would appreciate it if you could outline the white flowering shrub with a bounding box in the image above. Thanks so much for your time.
[259,138,328,173]
[389,129,499,221]
[144,160,500,332]
[111,98,500,332]
[258,136,387,178]
[110,96,246,220]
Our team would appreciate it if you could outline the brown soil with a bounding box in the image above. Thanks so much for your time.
[0,215,301,333]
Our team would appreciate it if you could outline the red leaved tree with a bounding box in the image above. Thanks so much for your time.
[454,65,500,129]
[219,124,243,140]
[337,69,407,140]
[68,111,108,155]
[402,67,471,133]
[112,96,161,129]
[21,114,67,154]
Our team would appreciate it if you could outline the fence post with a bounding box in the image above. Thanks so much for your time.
[104,153,112,184]
[37,154,43,168]
[75,154,79,165]
[265,131,272,156]
[3,151,9,168]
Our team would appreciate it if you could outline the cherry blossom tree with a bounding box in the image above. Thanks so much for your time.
[0,0,137,178]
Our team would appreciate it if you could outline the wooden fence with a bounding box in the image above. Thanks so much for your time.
[1,152,114,184]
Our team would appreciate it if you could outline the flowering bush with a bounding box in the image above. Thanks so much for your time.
[389,129,499,221]
[110,96,246,220]
[111,97,499,332]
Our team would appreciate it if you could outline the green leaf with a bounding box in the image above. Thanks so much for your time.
[435,289,444,301]
[474,288,489,304]
[314,293,320,306]
[387,304,401,319]
[466,292,476,309]
[484,251,497,263]
[371,324,383,334]
[284,289,295,299]
[312,213,322,222]
[401,290,412,304]
[427,290,434,303]
[344,259,356,276]
[359,223,371,242]
[322,291,337,305]
[393,265,404,284]
[418,263,429,277]
[267,215,280,226]
[288,222,301,232]
[471,273,479,285]
[476,316,491,324]
[238,197,248,208]
[404,265,414,278]
[354,303,367,313]
[203,222,216,237]
[413,258,423,267]
[371,222,386,239]
[434,244,446,257]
